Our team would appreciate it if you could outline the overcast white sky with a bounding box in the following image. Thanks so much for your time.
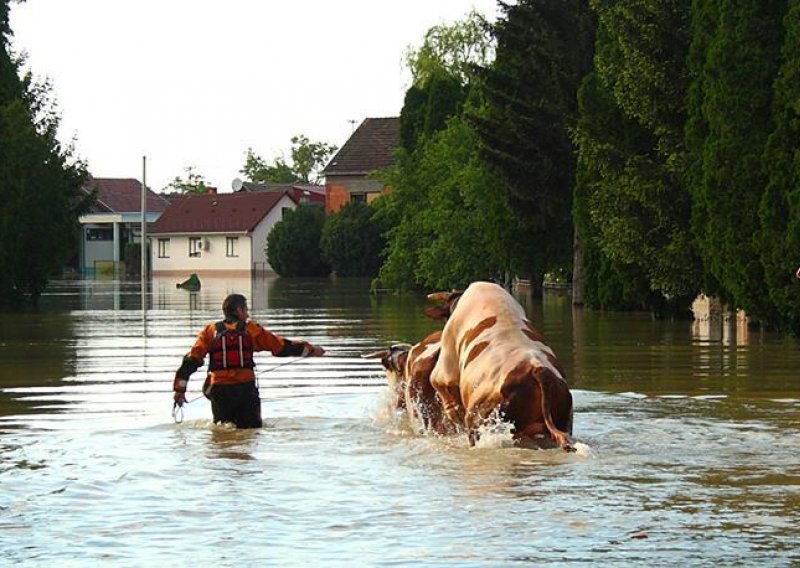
[9,0,501,193]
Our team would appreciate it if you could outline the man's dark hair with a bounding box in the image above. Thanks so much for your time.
[222,294,248,319]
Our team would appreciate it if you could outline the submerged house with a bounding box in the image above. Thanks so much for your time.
[78,178,170,275]
[149,190,297,275]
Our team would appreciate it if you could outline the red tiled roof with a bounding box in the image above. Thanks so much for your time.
[150,191,297,234]
[239,182,326,203]
[84,178,170,213]
[323,117,400,176]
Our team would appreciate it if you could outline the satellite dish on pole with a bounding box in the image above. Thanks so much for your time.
[231,177,243,191]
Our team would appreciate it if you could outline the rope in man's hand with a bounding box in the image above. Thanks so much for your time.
[171,356,308,424]
[172,402,184,424]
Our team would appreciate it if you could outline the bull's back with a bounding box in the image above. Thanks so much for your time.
[433,283,523,385]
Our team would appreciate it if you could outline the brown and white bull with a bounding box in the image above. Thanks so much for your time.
[363,331,454,435]
[425,281,574,450]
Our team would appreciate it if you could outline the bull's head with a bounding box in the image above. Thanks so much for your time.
[363,344,412,408]
[424,289,464,320]
[362,343,411,376]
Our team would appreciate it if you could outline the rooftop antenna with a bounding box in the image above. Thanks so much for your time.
[348,119,357,133]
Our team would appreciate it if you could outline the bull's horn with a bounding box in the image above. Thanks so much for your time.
[362,349,390,359]
[427,291,450,302]
[362,342,413,358]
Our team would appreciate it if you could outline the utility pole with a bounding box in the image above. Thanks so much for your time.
[140,156,147,306]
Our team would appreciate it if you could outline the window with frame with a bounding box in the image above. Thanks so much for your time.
[87,228,113,241]
[189,237,202,257]
[158,238,170,258]
[350,193,367,204]
[226,237,239,257]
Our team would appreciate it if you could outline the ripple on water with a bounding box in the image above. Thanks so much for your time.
[2,280,800,565]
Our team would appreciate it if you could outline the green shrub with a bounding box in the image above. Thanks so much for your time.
[266,205,330,277]
[321,201,385,277]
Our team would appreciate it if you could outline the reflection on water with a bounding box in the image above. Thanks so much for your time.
[151,273,271,312]
[0,277,799,565]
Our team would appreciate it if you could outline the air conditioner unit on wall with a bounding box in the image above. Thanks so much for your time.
[203,239,210,251]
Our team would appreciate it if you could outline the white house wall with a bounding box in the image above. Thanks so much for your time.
[251,194,297,272]
[151,234,251,274]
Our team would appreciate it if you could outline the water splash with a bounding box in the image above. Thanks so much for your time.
[474,410,516,449]
[370,388,416,438]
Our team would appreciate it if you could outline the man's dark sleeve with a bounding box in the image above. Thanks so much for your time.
[276,338,310,357]
[173,355,202,392]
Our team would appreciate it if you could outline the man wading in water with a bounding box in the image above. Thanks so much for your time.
[172,293,325,428]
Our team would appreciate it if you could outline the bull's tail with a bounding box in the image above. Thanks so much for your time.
[530,366,574,452]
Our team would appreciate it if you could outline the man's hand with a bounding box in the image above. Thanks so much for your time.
[173,391,187,407]
[310,344,325,357]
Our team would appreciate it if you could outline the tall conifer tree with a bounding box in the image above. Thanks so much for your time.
[759,0,800,332]
[472,0,595,294]
[574,0,698,310]
[686,0,787,318]
[574,72,657,310]
[0,0,90,306]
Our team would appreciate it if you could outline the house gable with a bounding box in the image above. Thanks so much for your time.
[323,117,400,176]
[84,177,170,214]
[323,117,399,213]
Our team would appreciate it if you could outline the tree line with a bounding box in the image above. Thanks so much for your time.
[312,0,799,334]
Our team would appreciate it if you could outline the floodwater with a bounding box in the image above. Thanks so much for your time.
[1,275,799,566]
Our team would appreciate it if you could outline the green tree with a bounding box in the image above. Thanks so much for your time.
[686,0,786,319]
[0,0,90,306]
[375,113,515,291]
[241,148,295,183]
[290,135,336,184]
[573,0,699,310]
[400,10,494,153]
[592,0,691,156]
[404,10,494,87]
[399,85,428,153]
[399,69,466,154]
[573,72,674,312]
[378,12,506,292]
[266,205,330,277]
[162,165,210,194]
[320,201,385,277]
[759,0,800,333]
[242,135,336,184]
[471,0,595,294]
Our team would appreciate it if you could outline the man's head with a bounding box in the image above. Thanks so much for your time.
[222,293,248,320]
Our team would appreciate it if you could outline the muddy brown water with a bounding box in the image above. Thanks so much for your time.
[1,276,798,565]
